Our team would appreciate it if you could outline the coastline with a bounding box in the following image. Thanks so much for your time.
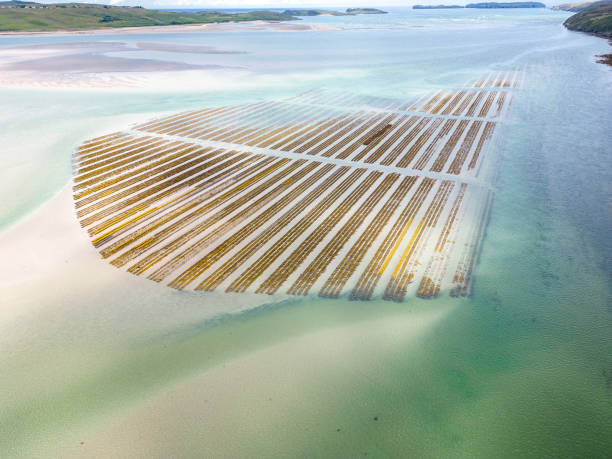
[2,7,612,458]
[0,181,454,458]
[0,20,341,37]
[562,1,612,66]
[565,28,612,66]
[595,36,612,66]
[589,34,612,67]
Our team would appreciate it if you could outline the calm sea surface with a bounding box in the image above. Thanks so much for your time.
[1,7,611,458]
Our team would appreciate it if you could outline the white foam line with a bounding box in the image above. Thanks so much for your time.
[161,102,276,137]
[225,167,373,293]
[455,120,486,178]
[430,119,472,174]
[78,148,237,225]
[272,110,354,152]
[136,107,218,132]
[409,119,454,171]
[111,157,297,269]
[100,156,282,257]
[249,104,340,148]
[140,160,318,283]
[205,101,312,137]
[178,165,344,290]
[76,136,159,170]
[82,150,251,236]
[285,111,364,153]
[232,102,329,146]
[198,103,293,143]
[126,127,486,188]
[75,133,152,164]
[251,170,385,295]
[75,145,224,212]
[140,106,242,136]
[76,133,132,158]
[74,138,175,183]
[287,172,394,296]
[307,175,403,296]
[381,117,436,169]
[336,112,403,162]
[303,110,382,157]
[161,102,274,138]
[337,113,410,164]
[194,100,324,143]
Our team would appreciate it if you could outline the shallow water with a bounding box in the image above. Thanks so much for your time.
[1,7,611,458]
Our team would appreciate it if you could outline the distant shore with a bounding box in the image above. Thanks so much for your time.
[0,3,300,33]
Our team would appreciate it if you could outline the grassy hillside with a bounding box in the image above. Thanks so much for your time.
[414,2,542,7]
[282,9,346,16]
[551,1,599,12]
[345,8,388,14]
[0,2,297,32]
[564,1,612,36]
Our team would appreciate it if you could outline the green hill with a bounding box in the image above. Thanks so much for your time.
[563,1,612,36]
[413,2,544,8]
[282,9,346,16]
[551,1,600,12]
[345,8,388,14]
[0,2,297,32]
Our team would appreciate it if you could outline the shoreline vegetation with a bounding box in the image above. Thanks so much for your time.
[413,2,545,8]
[562,1,612,36]
[0,2,389,32]
[558,0,612,66]
[0,1,298,32]
[552,0,601,11]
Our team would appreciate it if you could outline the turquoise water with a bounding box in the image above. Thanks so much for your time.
[1,7,611,458]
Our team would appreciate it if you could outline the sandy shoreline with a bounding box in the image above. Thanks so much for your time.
[0,20,341,37]
[0,179,454,458]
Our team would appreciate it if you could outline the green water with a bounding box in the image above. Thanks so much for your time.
[1,7,610,458]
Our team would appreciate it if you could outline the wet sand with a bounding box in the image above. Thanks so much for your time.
[0,23,337,89]
[0,40,247,88]
[55,304,450,458]
[135,42,247,54]
[3,53,224,73]
[0,184,452,458]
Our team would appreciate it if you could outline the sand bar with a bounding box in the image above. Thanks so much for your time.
[0,20,341,37]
